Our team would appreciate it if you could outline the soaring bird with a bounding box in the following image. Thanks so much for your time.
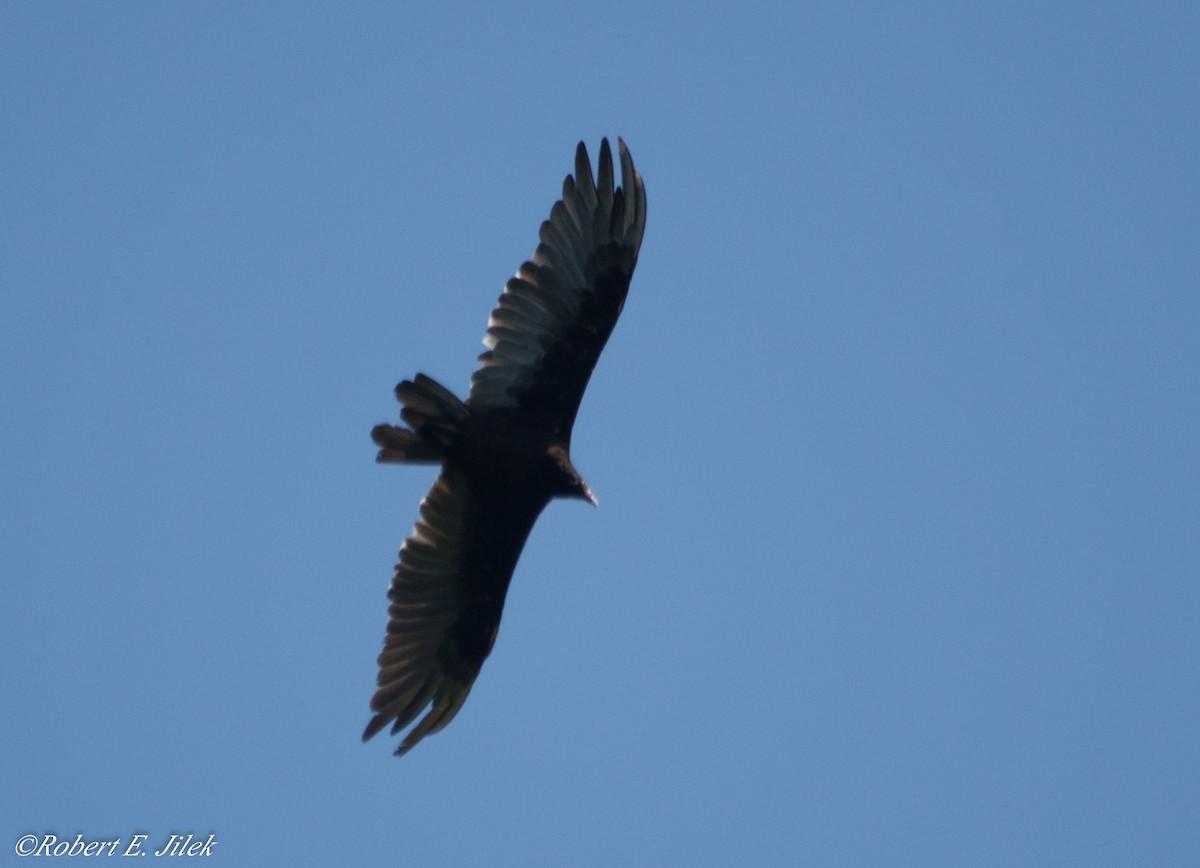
[364,138,647,756]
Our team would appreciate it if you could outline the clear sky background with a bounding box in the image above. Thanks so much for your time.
[3,3,1197,866]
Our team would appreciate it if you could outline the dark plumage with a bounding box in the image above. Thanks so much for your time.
[364,139,647,756]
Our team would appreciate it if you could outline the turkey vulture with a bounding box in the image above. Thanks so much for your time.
[364,138,647,756]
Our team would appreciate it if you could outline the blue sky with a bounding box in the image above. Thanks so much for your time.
[3,2,1198,865]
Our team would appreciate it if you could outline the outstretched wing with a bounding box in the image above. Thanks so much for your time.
[363,466,545,756]
[466,138,647,440]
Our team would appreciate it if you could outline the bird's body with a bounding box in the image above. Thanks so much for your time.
[365,139,646,756]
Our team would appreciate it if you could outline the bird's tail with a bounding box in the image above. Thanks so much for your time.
[371,373,469,464]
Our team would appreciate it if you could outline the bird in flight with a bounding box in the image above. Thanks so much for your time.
[364,138,647,756]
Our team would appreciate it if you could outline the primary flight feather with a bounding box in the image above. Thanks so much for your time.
[365,138,646,756]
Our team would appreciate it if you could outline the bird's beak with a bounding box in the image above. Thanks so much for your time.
[557,449,598,506]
